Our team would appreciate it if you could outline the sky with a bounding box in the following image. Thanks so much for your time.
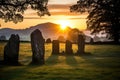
[0,0,88,30]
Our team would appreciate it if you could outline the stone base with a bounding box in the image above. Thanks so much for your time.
[0,60,22,66]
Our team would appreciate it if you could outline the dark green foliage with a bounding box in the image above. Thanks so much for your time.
[70,0,120,43]
[0,0,50,23]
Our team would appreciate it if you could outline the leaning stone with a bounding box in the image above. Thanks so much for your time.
[31,29,45,65]
[4,34,20,65]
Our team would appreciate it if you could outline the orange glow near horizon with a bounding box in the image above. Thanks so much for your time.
[57,20,71,30]
[0,18,87,30]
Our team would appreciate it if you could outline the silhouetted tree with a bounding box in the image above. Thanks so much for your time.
[67,28,82,43]
[0,0,50,23]
[57,35,65,42]
[70,0,120,43]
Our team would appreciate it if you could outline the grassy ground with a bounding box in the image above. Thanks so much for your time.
[0,42,120,80]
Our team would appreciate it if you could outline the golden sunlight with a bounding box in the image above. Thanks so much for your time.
[57,20,71,30]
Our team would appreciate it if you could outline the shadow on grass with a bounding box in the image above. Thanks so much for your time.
[45,54,59,65]
[79,53,120,68]
[0,64,48,80]
[0,60,23,66]
[79,55,120,79]
[0,65,27,80]
[65,55,79,67]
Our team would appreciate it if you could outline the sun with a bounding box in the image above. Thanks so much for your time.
[58,20,71,30]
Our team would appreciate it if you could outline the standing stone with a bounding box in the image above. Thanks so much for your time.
[65,40,73,55]
[90,38,94,44]
[46,38,51,43]
[52,40,59,55]
[31,29,45,65]
[4,34,20,65]
[77,34,85,54]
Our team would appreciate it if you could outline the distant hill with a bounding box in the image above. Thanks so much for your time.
[0,22,71,41]
[0,22,110,42]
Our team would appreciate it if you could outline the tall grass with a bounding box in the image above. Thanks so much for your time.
[0,42,120,80]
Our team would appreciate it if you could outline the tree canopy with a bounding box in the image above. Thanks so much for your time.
[57,35,65,43]
[0,0,50,23]
[70,0,120,43]
[67,28,83,43]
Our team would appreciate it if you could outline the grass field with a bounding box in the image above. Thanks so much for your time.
[0,42,120,80]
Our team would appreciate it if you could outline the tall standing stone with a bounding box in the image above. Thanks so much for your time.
[31,29,45,65]
[65,40,73,55]
[52,40,59,55]
[4,34,20,65]
[77,34,85,54]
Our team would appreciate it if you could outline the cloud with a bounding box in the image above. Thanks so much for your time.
[23,4,88,19]
[49,0,77,4]
[48,4,81,16]
[69,17,86,19]
[24,17,47,19]
[24,4,81,16]
[48,4,71,9]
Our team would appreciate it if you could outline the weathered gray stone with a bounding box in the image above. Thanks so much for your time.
[4,34,20,65]
[52,40,59,55]
[65,40,73,55]
[77,34,85,54]
[31,29,45,65]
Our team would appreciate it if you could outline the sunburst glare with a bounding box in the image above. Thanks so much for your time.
[57,20,71,30]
